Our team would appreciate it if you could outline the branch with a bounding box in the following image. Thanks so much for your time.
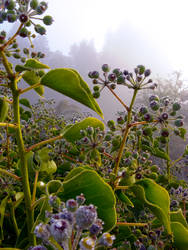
[0,168,21,181]
[117,222,148,227]
[1,23,24,51]
[106,85,129,112]
[19,83,41,95]
[26,135,63,152]
[0,123,18,128]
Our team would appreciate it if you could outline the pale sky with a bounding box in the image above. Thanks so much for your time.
[2,0,188,77]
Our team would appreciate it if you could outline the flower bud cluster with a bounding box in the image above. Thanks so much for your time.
[33,194,115,249]
[88,64,156,99]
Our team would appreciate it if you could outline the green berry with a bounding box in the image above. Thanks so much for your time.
[5,0,15,10]
[113,68,121,76]
[172,102,181,111]
[30,0,38,9]
[137,65,145,75]
[143,127,152,136]
[43,15,53,25]
[34,24,46,35]
[107,120,115,127]
[93,86,100,92]
[150,101,159,111]
[117,75,125,84]
[174,119,183,127]
[19,27,29,38]
[102,64,110,72]
[92,91,100,98]
[149,95,159,102]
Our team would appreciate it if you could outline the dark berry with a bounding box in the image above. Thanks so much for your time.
[19,13,28,23]
[139,106,148,115]
[161,112,168,120]
[34,24,46,35]
[65,199,78,212]
[149,95,159,102]
[161,128,169,137]
[136,173,142,179]
[91,71,99,79]
[144,69,151,77]
[123,70,129,76]
[117,116,124,124]
[108,73,116,82]
[144,113,152,122]
[102,64,110,72]
[19,27,28,38]
[7,13,17,23]
[174,119,183,127]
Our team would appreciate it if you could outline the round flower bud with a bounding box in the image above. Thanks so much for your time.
[76,193,86,205]
[161,112,168,120]
[34,223,50,240]
[59,209,74,224]
[144,69,151,77]
[92,91,100,98]
[108,73,116,82]
[172,102,181,111]
[91,71,99,79]
[19,13,28,23]
[79,236,95,250]
[65,199,78,212]
[50,219,72,243]
[161,128,169,137]
[137,65,145,75]
[19,27,29,38]
[5,0,15,10]
[34,24,46,35]
[113,68,121,76]
[123,70,129,76]
[150,101,159,111]
[43,15,53,25]
[75,205,97,229]
[149,95,159,102]
[117,75,125,84]
[7,13,17,23]
[102,64,110,72]
[30,0,39,9]
[36,1,48,14]
[139,106,148,115]
[98,232,115,247]
[174,119,183,127]
[144,113,153,122]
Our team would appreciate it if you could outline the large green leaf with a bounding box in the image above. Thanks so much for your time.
[170,209,188,229]
[63,117,104,143]
[40,68,103,118]
[131,178,171,233]
[60,167,116,231]
[171,222,188,250]
[22,71,44,96]
[19,98,32,109]
[24,59,50,70]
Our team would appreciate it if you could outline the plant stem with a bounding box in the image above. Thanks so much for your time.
[106,85,129,112]
[117,222,147,227]
[113,90,138,178]
[0,168,21,181]
[0,23,24,50]
[72,229,82,250]
[115,186,129,190]
[166,142,171,182]
[10,205,20,238]
[19,82,41,94]
[26,134,63,152]
[0,50,36,245]
[32,171,39,204]
[0,122,18,128]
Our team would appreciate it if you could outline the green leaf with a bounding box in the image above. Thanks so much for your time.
[116,190,134,207]
[22,71,44,96]
[40,68,103,118]
[15,64,31,73]
[19,98,32,109]
[170,209,188,229]
[0,97,9,122]
[171,222,188,250]
[0,196,8,241]
[184,145,188,156]
[61,167,116,231]
[153,148,170,161]
[63,117,104,143]
[131,178,171,233]
[24,59,50,70]
[35,147,57,174]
